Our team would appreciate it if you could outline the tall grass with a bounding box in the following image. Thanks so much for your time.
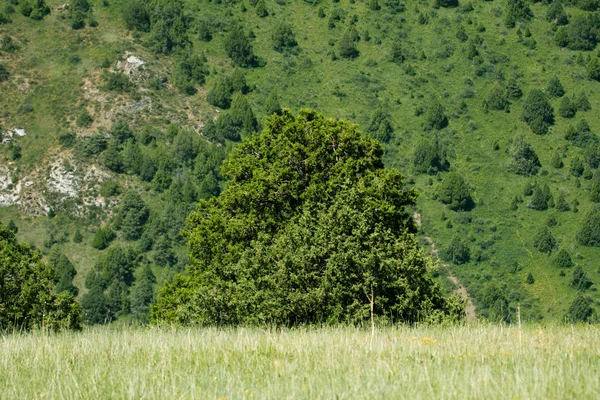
[1,324,599,399]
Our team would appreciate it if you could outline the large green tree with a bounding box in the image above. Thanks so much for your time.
[153,110,462,326]
[0,223,81,331]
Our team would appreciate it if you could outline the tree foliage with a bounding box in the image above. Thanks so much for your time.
[438,173,474,211]
[507,135,541,176]
[0,223,81,331]
[153,110,463,326]
[522,89,554,135]
[577,206,600,246]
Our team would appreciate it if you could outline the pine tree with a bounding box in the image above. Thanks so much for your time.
[553,249,574,269]
[438,173,474,211]
[224,25,255,67]
[533,226,557,254]
[522,89,554,135]
[506,78,523,99]
[571,266,593,290]
[587,57,600,81]
[507,135,541,176]
[576,91,592,111]
[338,32,359,59]
[546,76,565,97]
[558,96,576,118]
[577,206,600,246]
[265,91,282,116]
[566,295,594,322]
[555,192,570,211]
[425,98,448,130]
[551,152,564,168]
[445,236,470,264]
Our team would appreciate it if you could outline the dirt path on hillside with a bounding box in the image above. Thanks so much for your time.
[414,213,477,323]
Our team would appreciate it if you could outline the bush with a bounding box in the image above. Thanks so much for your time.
[445,236,470,265]
[522,89,554,135]
[546,76,565,98]
[272,21,297,52]
[558,96,576,119]
[533,226,557,254]
[92,226,115,250]
[225,24,255,67]
[571,266,593,290]
[0,63,9,83]
[424,98,448,130]
[577,206,600,246]
[505,0,532,28]
[587,57,600,81]
[486,83,508,111]
[114,190,149,240]
[553,249,574,269]
[576,91,592,111]
[338,32,359,59]
[412,139,450,175]
[438,173,474,211]
[367,109,393,143]
[152,110,463,326]
[0,223,81,331]
[566,295,594,323]
[206,76,233,109]
[507,135,541,176]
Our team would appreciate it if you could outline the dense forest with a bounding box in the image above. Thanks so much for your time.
[2,0,600,327]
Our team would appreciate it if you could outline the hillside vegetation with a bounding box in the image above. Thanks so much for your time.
[3,0,600,323]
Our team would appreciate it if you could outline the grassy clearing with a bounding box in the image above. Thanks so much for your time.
[1,324,599,399]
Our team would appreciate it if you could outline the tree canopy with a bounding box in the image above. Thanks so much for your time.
[152,110,462,326]
[0,222,81,331]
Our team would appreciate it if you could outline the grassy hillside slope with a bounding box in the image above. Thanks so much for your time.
[2,0,600,322]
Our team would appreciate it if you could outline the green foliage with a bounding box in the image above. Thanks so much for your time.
[444,236,470,265]
[566,295,595,323]
[486,83,508,111]
[505,0,532,28]
[215,112,241,141]
[174,52,208,95]
[114,190,149,241]
[577,206,600,246]
[0,223,81,331]
[207,76,233,109]
[479,283,512,323]
[546,0,568,25]
[272,21,297,52]
[123,0,150,32]
[225,24,256,67]
[553,249,574,269]
[367,109,393,143]
[81,286,110,324]
[576,91,592,111]
[571,266,593,291]
[91,226,115,250]
[153,110,462,326]
[231,69,249,94]
[525,273,534,285]
[522,89,554,135]
[230,92,258,135]
[587,57,600,81]
[555,191,570,211]
[565,119,597,148]
[0,62,8,83]
[389,43,404,64]
[507,135,541,176]
[413,139,449,175]
[265,91,282,116]
[546,76,564,98]
[527,185,550,211]
[435,0,459,8]
[424,98,448,130]
[558,96,576,119]
[73,229,83,243]
[506,78,522,100]
[533,226,557,254]
[255,0,268,17]
[438,173,474,211]
[338,32,359,59]
[131,265,156,322]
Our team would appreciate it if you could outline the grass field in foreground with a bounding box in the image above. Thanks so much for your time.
[1,325,599,399]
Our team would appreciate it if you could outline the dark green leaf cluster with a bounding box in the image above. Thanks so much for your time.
[0,223,81,331]
[507,135,541,176]
[412,139,450,175]
[553,249,574,269]
[272,21,297,52]
[522,89,554,135]
[577,205,600,246]
[533,226,557,254]
[367,109,394,143]
[505,0,532,28]
[152,110,463,326]
[444,236,470,265]
[565,295,595,323]
[438,173,474,211]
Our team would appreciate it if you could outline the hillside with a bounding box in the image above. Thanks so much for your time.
[2,0,600,323]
